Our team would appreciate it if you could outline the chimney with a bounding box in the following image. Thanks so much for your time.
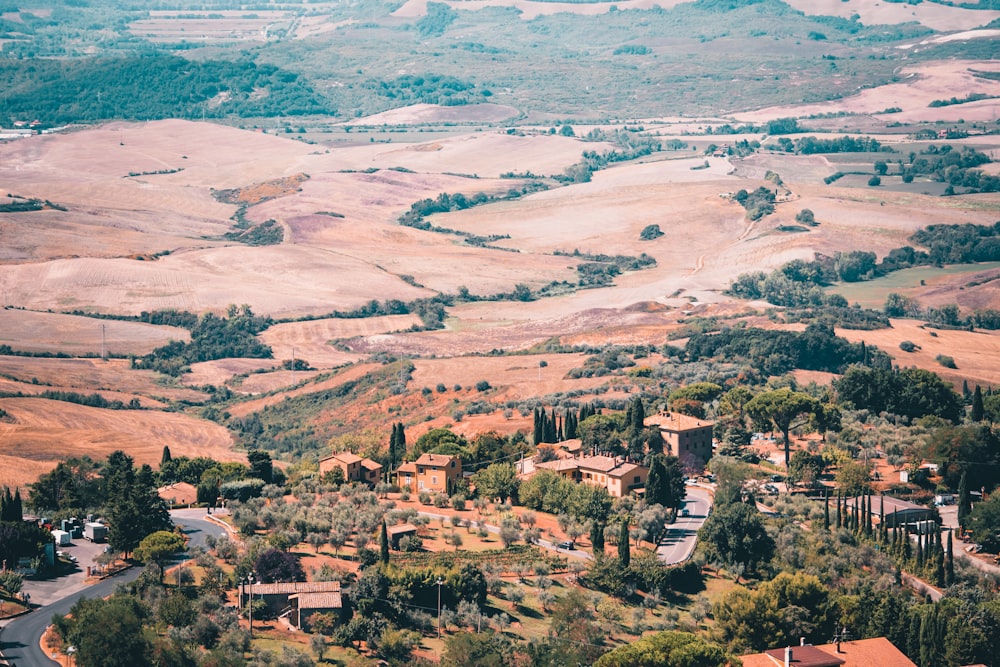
[785,647,792,667]
[800,638,806,646]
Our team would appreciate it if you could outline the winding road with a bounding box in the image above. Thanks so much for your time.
[657,486,713,565]
[0,510,228,667]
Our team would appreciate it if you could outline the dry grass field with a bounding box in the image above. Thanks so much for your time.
[3,1,1000,488]
[0,309,189,356]
[0,397,240,489]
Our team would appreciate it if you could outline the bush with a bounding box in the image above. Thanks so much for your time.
[936,354,957,369]
[639,224,664,240]
[868,176,882,186]
[899,341,919,352]
[475,380,491,392]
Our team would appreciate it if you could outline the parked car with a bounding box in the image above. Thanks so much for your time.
[557,541,575,550]
[680,508,690,517]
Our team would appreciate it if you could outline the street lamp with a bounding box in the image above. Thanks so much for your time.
[244,573,256,638]
[67,645,77,666]
[436,577,444,638]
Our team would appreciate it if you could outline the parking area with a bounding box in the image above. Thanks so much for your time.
[24,538,111,607]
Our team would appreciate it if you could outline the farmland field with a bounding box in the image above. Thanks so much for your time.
[1,0,1000,486]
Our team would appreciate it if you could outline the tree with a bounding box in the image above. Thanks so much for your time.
[160,445,172,466]
[441,631,515,667]
[645,454,686,509]
[787,450,825,488]
[471,462,519,503]
[746,389,822,468]
[133,530,186,582]
[247,450,274,484]
[957,470,971,528]
[60,594,152,667]
[713,572,831,652]
[966,493,1000,550]
[255,548,305,583]
[618,519,630,567]
[971,385,985,422]
[594,630,736,667]
[698,500,774,576]
[104,452,171,557]
[590,520,605,555]
[379,519,390,564]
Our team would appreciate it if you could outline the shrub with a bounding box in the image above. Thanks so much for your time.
[936,354,957,369]
[899,341,919,352]
[868,176,882,186]
[639,224,664,240]
[475,380,491,392]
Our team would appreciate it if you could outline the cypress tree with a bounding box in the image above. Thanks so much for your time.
[565,411,577,440]
[835,492,842,529]
[11,488,22,523]
[618,519,630,567]
[934,541,945,587]
[544,410,557,444]
[380,519,390,564]
[160,445,172,466]
[916,532,924,570]
[0,487,9,522]
[590,520,605,556]
[945,529,954,586]
[971,385,984,422]
[823,490,830,531]
[957,470,970,528]
[533,408,542,446]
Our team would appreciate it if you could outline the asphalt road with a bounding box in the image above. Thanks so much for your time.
[657,486,713,565]
[0,510,227,667]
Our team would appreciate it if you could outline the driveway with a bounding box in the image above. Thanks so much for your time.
[0,509,229,667]
[657,486,713,565]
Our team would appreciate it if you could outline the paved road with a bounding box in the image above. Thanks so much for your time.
[657,486,713,565]
[0,510,227,667]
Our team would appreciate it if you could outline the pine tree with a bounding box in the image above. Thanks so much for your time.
[618,519,630,567]
[971,385,984,422]
[590,520,605,556]
[380,519,390,564]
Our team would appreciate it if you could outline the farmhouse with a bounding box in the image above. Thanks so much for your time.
[319,451,383,486]
[741,637,915,667]
[645,411,714,467]
[396,453,462,494]
[239,581,342,630]
[533,454,648,498]
[386,522,419,549]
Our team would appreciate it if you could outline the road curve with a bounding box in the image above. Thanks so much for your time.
[657,486,713,565]
[0,510,228,667]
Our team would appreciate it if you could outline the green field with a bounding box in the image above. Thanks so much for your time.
[827,261,1000,308]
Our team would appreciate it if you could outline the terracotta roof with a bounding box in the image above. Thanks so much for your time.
[645,411,715,431]
[322,451,362,465]
[536,458,583,472]
[576,455,620,473]
[360,458,382,471]
[558,439,583,452]
[396,462,417,474]
[248,581,340,595]
[742,639,915,667]
[290,591,342,609]
[415,453,457,467]
[607,462,643,478]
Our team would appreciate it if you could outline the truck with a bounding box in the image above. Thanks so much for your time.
[83,522,107,543]
[51,529,71,546]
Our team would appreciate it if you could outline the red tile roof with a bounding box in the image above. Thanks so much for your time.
[645,411,715,431]
[741,639,915,667]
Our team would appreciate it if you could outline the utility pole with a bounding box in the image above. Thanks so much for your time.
[436,577,444,638]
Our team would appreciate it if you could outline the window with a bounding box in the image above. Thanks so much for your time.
[634,476,640,484]
[432,475,438,485]
[418,480,425,490]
